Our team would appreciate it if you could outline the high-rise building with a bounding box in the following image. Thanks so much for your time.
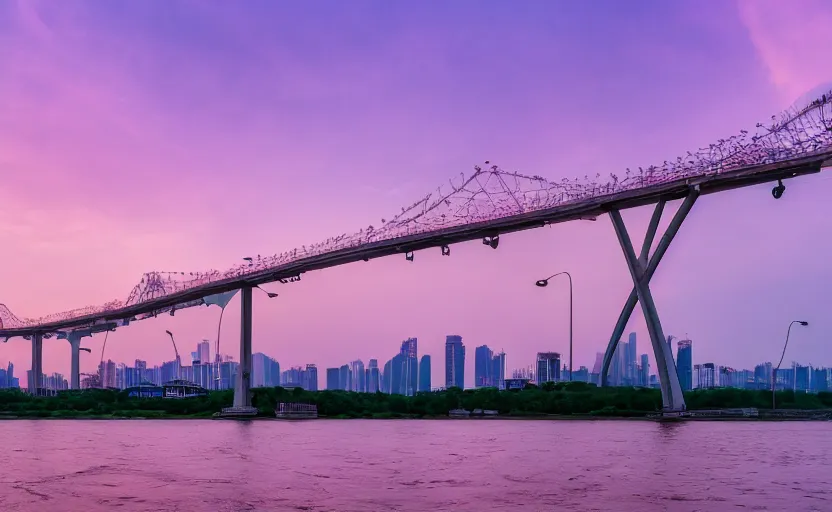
[754,362,773,390]
[350,360,366,392]
[811,367,828,392]
[382,359,392,394]
[197,340,211,365]
[474,345,494,387]
[99,359,118,388]
[418,355,431,392]
[794,364,810,392]
[368,359,380,393]
[639,354,650,387]
[536,352,561,384]
[676,339,693,391]
[252,352,269,388]
[304,364,318,391]
[491,351,506,389]
[339,364,351,391]
[326,368,341,390]
[445,335,465,389]
[399,338,418,395]
[694,362,715,388]
[626,332,637,385]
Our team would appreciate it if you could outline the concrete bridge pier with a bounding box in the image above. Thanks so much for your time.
[232,286,255,411]
[68,332,82,390]
[30,334,43,395]
[601,186,700,412]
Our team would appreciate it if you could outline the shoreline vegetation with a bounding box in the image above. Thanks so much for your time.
[1,382,831,420]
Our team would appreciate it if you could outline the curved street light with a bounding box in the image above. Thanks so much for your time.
[255,285,279,299]
[535,271,573,381]
[772,320,809,410]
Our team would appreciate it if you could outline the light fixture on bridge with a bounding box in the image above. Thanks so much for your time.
[772,179,786,199]
[483,235,499,249]
[535,279,549,287]
[277,274,302,284]
[243,257,253,266]
[441,245,450,256]
[169,306,176,316]
[405,251,414,262]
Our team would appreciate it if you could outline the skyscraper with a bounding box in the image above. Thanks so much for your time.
[399,338,418,396]
[676,339,693,391]
[626,332,637,385]
[350,360,365,392]
[491,351,506,389]
[536,352,561,384]
[326,368,340,390]
[197,340,211,365]
[474,345,494,387]
[639,354,649,387]
[382,359,392,393]
[339,364,351,391]
[252,352,267,388]
[368,359,380,393]
[304,364,318,391]
[418,355,431,392]
[445,335,465,389]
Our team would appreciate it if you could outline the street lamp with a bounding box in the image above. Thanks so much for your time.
[535,271,573,381]
[255,285,278,299]
[772,320,809,410]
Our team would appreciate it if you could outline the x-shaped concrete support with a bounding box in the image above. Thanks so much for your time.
[602,186,700,411]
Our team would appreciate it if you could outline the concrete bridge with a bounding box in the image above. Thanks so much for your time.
[3,91,832,412]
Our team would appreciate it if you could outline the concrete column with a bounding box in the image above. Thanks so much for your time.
[233,287,253,409]
[610,210,686,411]
[69,333,82,390]
[30,334,43,395]
[601,190,699,390]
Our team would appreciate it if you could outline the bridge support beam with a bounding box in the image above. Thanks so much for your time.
[68,333,82,390]
[30,334,43,395]
[233,286,254,410]
[602,187,699,412]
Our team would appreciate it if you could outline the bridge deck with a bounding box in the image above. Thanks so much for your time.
[2,149,829,338]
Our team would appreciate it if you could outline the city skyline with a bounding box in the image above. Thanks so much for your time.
[10,329,830,393]
[1,1,832,384]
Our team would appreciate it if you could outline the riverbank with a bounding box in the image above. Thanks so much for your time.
[1,384,830,420]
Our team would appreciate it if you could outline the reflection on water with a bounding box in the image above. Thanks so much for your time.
[0,419,830,511]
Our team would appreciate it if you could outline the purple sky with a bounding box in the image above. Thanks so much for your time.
[1,0,831,388]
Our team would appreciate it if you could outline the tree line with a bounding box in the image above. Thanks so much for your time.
[0,382,829,419]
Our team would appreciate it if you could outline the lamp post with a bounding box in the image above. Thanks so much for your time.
[772,320,809,410]
[535,271,573,381]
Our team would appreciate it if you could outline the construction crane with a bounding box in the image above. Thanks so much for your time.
[165,330,181,364]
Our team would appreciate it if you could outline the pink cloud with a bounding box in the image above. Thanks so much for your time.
[738,0,832,103]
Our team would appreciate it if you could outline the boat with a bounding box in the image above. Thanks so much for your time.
[448,408,471,418]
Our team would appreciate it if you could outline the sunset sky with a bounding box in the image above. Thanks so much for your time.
[1,0,831,387]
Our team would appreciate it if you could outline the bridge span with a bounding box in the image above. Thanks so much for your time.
[2,91,831,412]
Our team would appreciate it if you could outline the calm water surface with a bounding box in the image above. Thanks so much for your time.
[0,419,830,511]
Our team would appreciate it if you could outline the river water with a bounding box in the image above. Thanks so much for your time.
[0,419,830,511]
